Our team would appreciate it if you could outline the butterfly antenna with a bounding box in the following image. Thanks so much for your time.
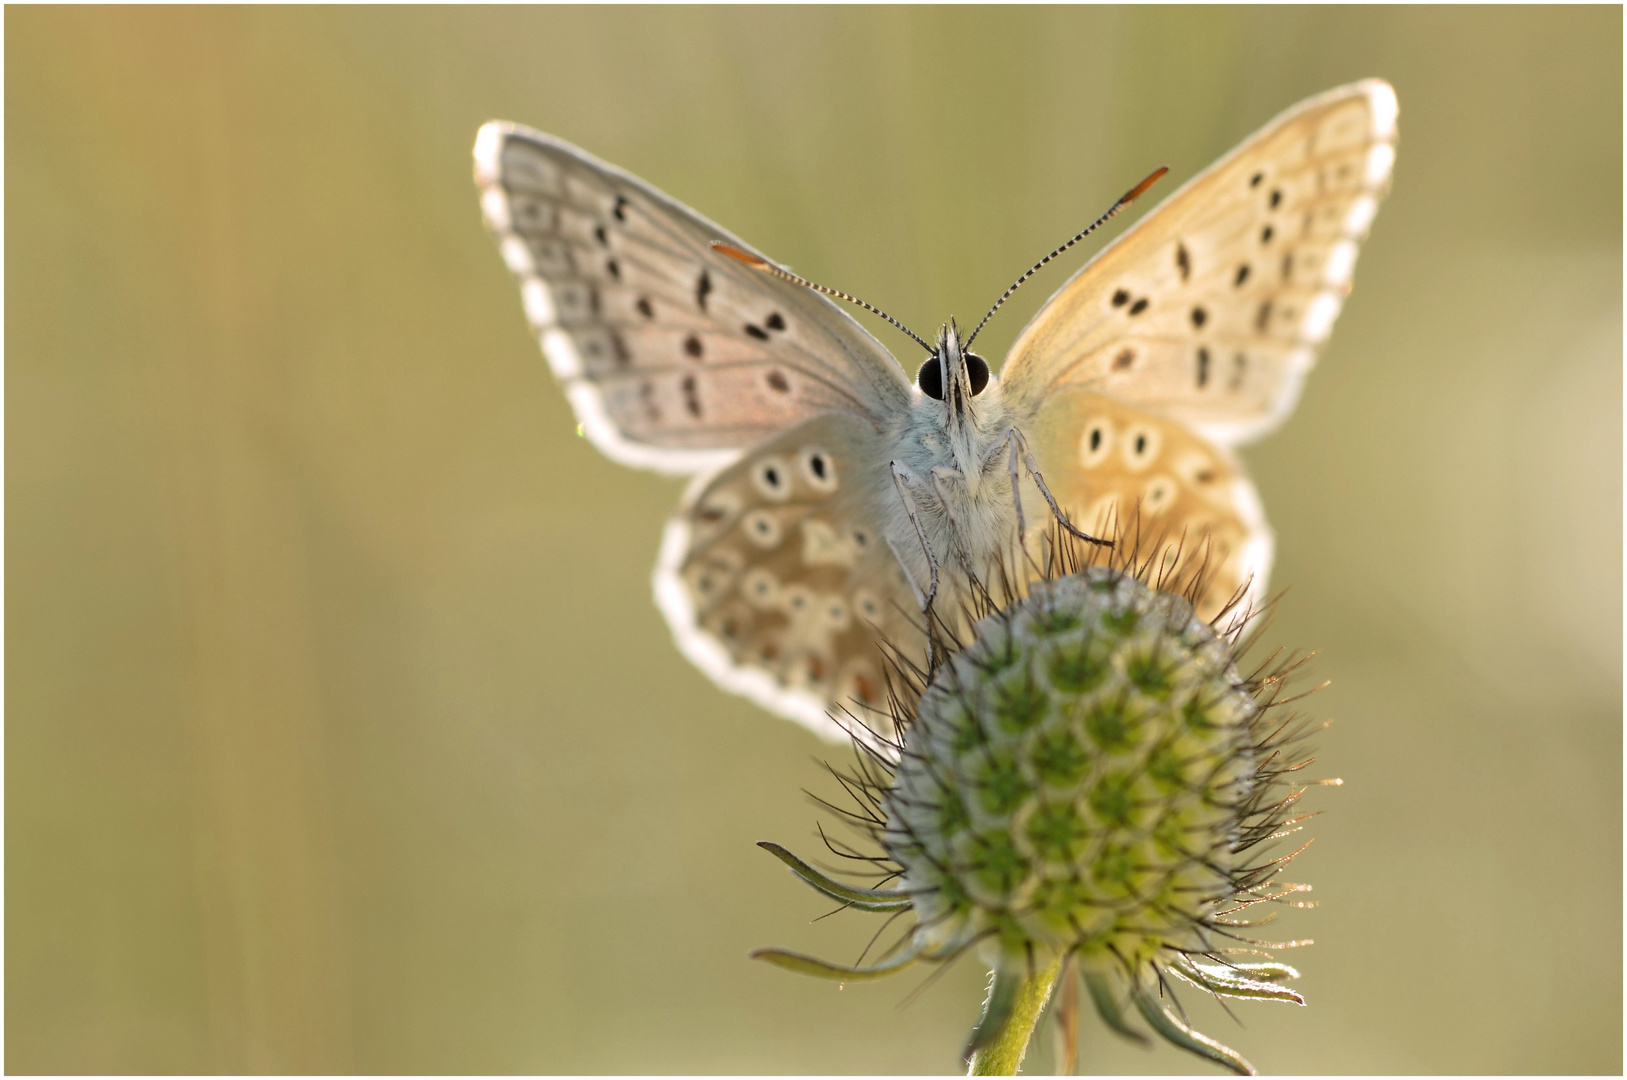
[963,166,1169,349]
[712,243,935,355]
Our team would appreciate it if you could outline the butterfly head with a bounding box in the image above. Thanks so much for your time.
[916,319,990,412]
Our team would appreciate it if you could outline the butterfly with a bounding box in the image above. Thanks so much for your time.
[473,80,1396,741]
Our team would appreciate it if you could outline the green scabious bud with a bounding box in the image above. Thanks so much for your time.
[893,567,1256,971]
[754,554,1330,1076]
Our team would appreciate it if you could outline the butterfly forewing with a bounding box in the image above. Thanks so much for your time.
[1002,80,1397,447]
[475,123,911,474]
[654,412,923,739]
[474,81,1394,742]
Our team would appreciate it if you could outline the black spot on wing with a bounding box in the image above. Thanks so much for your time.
[612,196,630,222]
[1111,289,1130,307]
[1128,297,1149,316]
[744,323,770,341]
[682,374,702,418]
[765,312,786,331]
[1113,348,1135,371]
[765,370,790,394]
[696,269,712,312]
[1175,243,1191,281]
[1234,264,1251,287]
[636,296,655,320]
[684,334,704,359]
[1190,306,1208,329]
[1255,300,1273,333]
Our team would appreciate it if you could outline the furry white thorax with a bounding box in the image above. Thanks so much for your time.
[882,321,1038,605]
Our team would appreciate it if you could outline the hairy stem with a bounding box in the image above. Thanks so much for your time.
[968,956,1064,1076]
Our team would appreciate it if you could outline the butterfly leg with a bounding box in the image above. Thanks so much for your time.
[1000,426,1112,548]
[888,461,949,671]
[928,467,980,580]
[887,461,940,615]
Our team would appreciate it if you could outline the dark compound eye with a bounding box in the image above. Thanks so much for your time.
[917,355,944,399]
[917,353,990,400]
[965,353,990,395]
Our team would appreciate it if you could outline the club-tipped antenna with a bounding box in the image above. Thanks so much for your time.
[963,166,1169,349]
[712,242,934,355]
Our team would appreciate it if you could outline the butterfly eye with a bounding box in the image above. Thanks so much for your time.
[917,353,989,399]
[965,353,990,395]
[917,355,945,400]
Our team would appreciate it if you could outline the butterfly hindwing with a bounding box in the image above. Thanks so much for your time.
[1026,389,1272,621]
[653,411,923,738]
[1002,80,1397,447]
[475,123,912,474]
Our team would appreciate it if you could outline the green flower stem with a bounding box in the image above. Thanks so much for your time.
[968,956,1064,1076]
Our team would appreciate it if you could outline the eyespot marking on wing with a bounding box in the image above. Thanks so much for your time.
[1173,450,1218,487]
[781,584,814,618]
[1079,418,1114,468]
[822,596,852,632]
[800,447,838,492]
[1122,423,1162,471]
[1142,475,1178,515]
[741,567,780,609]
[751,457,792,501]
[742,509,783,548]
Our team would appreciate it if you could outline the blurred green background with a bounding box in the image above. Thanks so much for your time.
[7,6,1620,1074]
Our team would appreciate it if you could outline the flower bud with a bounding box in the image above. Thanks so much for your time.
[754,556,1330,1075]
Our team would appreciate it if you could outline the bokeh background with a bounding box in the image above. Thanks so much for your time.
[8,6,1621,1074]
